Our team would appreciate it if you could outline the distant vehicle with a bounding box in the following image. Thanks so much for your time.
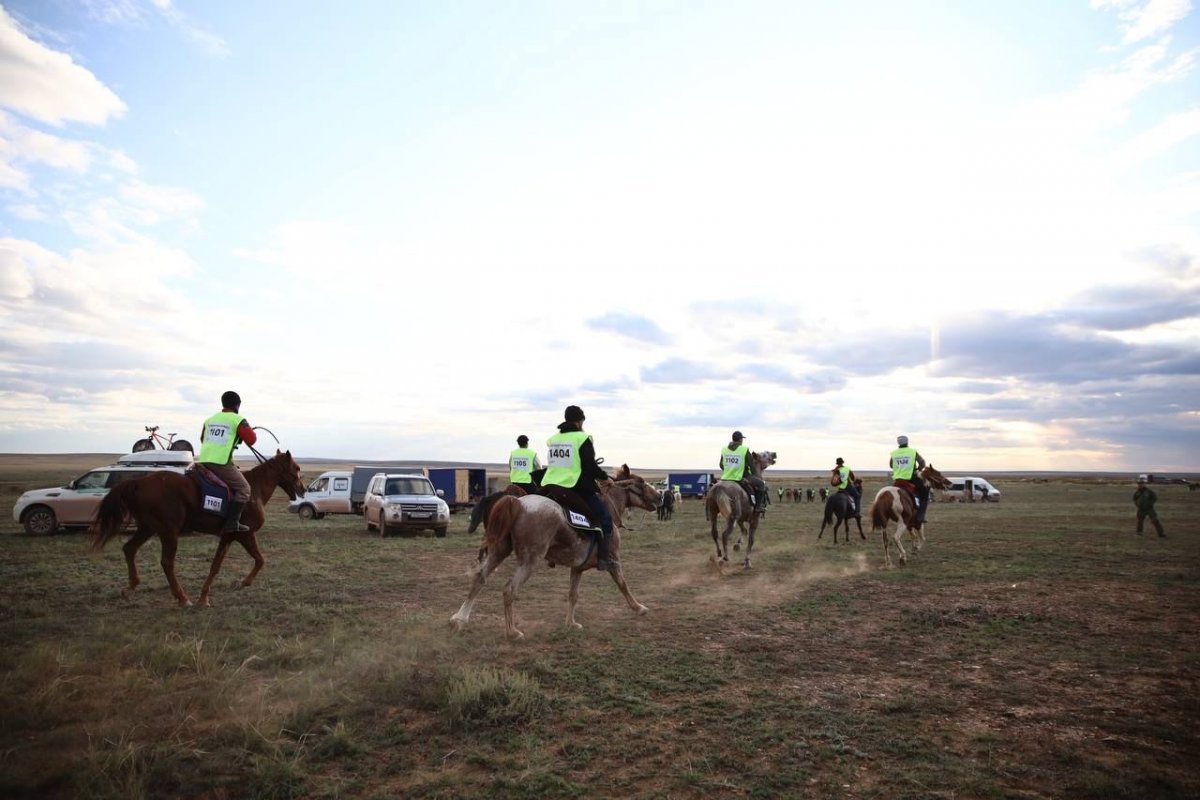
[12,451,193,535]
[944,477,1001,502]
[349,464,423,514]
[668,472,713,497]
[362,472,450,537]
[426,467,486,512]
[1143,474,1192,485]
[288,470,353,519]
[132,424,193,453]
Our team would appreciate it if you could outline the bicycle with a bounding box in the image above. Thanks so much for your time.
[132,425,194,453]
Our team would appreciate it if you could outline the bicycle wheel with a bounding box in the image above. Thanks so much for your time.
[170,440,194,453]
[132,439,154,452]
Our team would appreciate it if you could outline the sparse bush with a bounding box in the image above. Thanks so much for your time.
[441,666,545,731]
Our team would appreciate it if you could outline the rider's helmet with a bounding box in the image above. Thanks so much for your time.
[221,390,242,411]
[897,435,908,446]
[517,435,529,446]
[836,457,844,465]
[565,405,585,422]
[731,431,745,441]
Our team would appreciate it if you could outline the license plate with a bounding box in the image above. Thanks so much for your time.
[409,512,432,519]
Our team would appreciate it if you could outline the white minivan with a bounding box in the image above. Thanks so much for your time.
[944,477,1001,502]
[288,470,353,519]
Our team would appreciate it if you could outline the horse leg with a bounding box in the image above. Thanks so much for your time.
[451,537,512,629]
[120,526,153,599]
[743,517,758,569]
[158,533,192,607]
[882,523,893,568]
[236,531,266,586]
[710,509,722,559]
[606,563,649,616]
[198,534,237,607]
[856,514,866,540]
[893,520,909,566]
[565,568,585,629]
[502,558,538,640]
[720,516,738,562]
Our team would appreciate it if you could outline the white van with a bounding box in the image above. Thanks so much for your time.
[289,470,353,519]
[944,477,1001,502]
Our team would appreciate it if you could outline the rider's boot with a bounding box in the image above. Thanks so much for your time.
[596,530,620,573]
[224,501,251,533]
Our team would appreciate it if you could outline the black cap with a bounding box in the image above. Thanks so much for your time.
[565,405,585,422]
[517,435,529,446]
[836,457,844,464]
[221,390,241,409]
[731,430,744,441]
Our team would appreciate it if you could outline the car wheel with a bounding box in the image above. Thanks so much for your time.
[366,513,375,532]
[297,505,316,520]
[170,439,194,452]
[22,506,58,536]
[434,526,448,538]
[132,439,154,452]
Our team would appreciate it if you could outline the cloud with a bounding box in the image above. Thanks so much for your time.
[640,358,719,384]
[0,7,127,126]
[82,0,229,57]
[586,311,672,344]
[1055,285,1200,330]
[1092,0,1194,44]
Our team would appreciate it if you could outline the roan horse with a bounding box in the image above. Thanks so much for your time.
[467,463,646,536]
[451,478,660,639]
[706,450,777,569]
[89,450,306,606]
[818,491,864,543]
[868,464,952,567]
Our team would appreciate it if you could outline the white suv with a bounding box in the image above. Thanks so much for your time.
[362,472,450,537]
[12,451,193,535]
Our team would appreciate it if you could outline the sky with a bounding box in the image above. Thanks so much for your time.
[0,0,1197,473]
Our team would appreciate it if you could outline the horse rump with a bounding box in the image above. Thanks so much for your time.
[88,480,141,551]
[478,494,523,558]
[867,493,890,533]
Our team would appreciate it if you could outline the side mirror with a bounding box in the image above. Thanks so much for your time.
[436,489,445,497]
[66,480,76,490]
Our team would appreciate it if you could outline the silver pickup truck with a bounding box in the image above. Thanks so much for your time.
[361,472,450,537]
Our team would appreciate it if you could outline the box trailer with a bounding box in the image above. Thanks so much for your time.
[668,472,713,498]
[427,468,487,511]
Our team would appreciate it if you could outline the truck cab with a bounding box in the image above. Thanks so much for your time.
[289,470,353,519]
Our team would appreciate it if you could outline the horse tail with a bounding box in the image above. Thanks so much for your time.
[467,494,491,535]
[479,495,521,561]
[89,481,142,551]
[868,492,889,532]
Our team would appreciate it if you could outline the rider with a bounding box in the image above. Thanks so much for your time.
[719,431,768,514]
[889,435,928,524]
[508,435,541,493]
[541,405,618,572]
[832,457,861,516]
[197,390,258,533]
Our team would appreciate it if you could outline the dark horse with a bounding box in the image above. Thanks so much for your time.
[89,451,306,606]
[818,491,864,543]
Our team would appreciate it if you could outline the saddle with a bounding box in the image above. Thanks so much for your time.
[188,465,231,520]
[538,485,601,534]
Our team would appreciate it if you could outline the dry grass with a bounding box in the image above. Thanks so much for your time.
[0,456,1197,798]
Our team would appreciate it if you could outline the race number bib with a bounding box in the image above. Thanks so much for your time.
[203,495,224,513]
[723,454,743,470]
[568,510,590,527]
[511,456,531,471]
[205,423,232,445]
[547,444,574,468]
[894,456,912,471]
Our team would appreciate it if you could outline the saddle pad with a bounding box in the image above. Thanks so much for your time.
[188,466,230,518]
[538,485,601,532]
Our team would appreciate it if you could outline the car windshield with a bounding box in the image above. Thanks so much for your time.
[385,478,431,495]
[74,471,110,490]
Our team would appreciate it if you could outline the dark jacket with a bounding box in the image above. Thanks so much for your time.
[1133,486,1158,513]
[557,421,609,496]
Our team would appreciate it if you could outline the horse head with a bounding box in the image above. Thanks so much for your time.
[753,451,778,470]
[272,449,306,500]
[921,463,952,491]
[610,478,660,512]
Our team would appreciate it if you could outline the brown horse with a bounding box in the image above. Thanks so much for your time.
[450,479,659,639]
[868,464,952,567]
[708,450,776,568]
[89,450,306,606]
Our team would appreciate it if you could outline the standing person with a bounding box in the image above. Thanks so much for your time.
[508,435,541,493]
[1133,475,1166,537]
[719,431,768,514]
[831,457,861,515]
[197,390,258,533]
[541,405,618,571]
[889,435,928,524]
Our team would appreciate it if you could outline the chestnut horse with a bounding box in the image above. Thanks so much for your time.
[868,464,952,567]
[450,478,660,639]
[89,450,306,606]
[708,450,777,568]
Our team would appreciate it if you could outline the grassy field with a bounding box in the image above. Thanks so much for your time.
[1,456,1197,799]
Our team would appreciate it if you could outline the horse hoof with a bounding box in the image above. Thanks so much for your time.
[199,597,212,608]
[179,599,194,608]
[569,622,583,630]
[120,588,135,600]
[733,543,741,552]
[450,616,466,631]
[635,604,649,616]
[507,629,525,641]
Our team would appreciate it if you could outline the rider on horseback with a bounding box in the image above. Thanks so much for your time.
[889,435,929,525]
[541,405,619,572]
[508,435,542,494]
[832,457,861,516]
[197,391,258,533]
[720,431,768,515]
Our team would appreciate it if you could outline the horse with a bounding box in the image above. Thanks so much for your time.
[469,463,648,537]
[450,478,660,639]
[706,450,776,568]
[656,487,675,521]
[818,491,865,543]
[867,464,952,567]
[88,450,306,607]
